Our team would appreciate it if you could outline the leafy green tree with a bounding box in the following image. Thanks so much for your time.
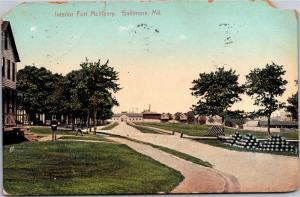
[174,112,181,121]
[286,92,298,120]
[48,73,68,119]
[224,110,246,128]
[80,59,121,134]
[245,62,287,136]
[17,66,55,124]
[65,70,90,128]
[191,67,245,129]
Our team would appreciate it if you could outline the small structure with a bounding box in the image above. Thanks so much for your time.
[161,113,170,122]
[179,113,188,123]
[142,111,161,122]
[141,104,161,122]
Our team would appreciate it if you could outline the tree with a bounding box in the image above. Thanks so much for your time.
[245,62,287,136]
[186,111,195,124]
[17,66,55,124]
[191,67,245,129]
[286,92,298,120]
[48,73,68,120]
[167,113,173,120]
[80,59,121,134]
[174,112,181,121]
[224,110,246,128]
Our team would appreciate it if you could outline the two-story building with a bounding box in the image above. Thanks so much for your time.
[1,21,20,131]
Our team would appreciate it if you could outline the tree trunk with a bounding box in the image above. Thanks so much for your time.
[87,112,91,132]
[221,116,225,133]
[71,113,75,131]
[93,110,97,135]
[267,116,271,136]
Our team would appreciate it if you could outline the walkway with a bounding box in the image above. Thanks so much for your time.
[100,122,299,193]
[106,136,239,193]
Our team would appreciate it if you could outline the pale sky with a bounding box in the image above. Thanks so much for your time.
[3,0,298,114]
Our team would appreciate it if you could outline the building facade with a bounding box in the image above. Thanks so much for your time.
[112,112,144,122]
[1,21,20,131]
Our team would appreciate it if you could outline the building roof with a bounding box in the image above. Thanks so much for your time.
[2,21,20,62]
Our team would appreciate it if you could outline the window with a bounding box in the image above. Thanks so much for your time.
[12,63,15,81]
[7,60,10,80]
[4,31,8,50]
[2,57,5,77]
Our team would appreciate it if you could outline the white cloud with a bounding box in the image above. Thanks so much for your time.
[30,26,37,32]
[118,24,134,32]
[178,33,187,40]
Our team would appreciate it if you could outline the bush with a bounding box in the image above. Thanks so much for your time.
[199,116,207,125]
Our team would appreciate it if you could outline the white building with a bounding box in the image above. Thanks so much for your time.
[112,112,143,122]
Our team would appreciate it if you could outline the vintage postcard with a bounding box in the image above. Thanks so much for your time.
[1,0,299,195]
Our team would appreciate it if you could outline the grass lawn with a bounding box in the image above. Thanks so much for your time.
[119,128,212,168]
[130,124,167,135]
[58,135,112,142]
[134,122,299,140]
[196,139,299,157]
[134,122,211,136]
[30,127,74,135]
[150,144,212,168]
[3,141,183,195]
[101,122,119,130]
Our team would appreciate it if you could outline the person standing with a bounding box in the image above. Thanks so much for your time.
[51,119,58,141]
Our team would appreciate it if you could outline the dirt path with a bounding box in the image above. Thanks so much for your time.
[107,136,239,193]
[101,122,299,192]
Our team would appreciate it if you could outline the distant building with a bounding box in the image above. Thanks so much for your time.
[243,119,298,132]
[1,21,21,131]
[161,113,170,122]
[258,120,298,129]
[179,113,188,123]
[142,111,161,122]
[112,112,143,122]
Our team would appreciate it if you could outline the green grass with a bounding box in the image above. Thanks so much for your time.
[119,128,212,168]
[101,122,119,130]
[58,135,111,142]
[196,139,299,157]
[3,141,183,195]
[134,122,211,136]
[130,124,167,134]
[152,145,212,168]
[134,122,299,140]
[30,127,74,135]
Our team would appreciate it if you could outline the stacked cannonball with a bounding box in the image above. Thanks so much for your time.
[224,132,242,146]
[225,132,259,150]
[257,135,296,153]
[224,132,298,154]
